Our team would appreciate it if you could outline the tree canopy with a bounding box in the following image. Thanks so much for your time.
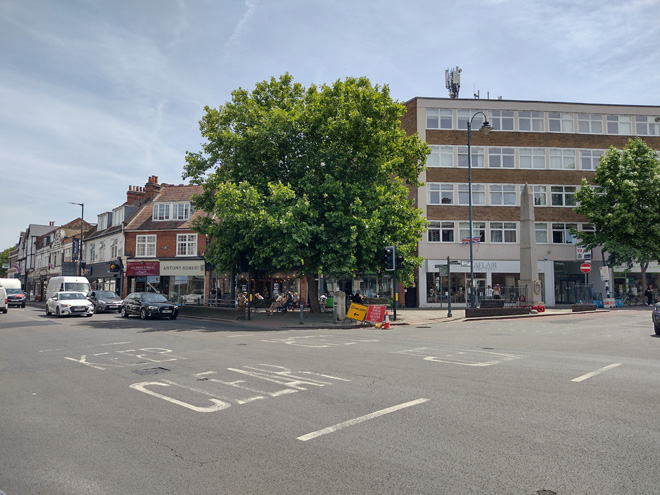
[574,138,660,289]
[183,74,429,311]
[0,247,12,277]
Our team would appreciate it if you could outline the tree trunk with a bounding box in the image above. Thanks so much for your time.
[306,271,321,313]
[641,262,649,294]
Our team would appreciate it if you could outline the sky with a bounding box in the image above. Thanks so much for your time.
[1,0,659,250]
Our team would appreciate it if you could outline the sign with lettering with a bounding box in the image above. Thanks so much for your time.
[126,261,160,276]
[365,305,387,323]
[160,260,205,276]
[346,303,368,321]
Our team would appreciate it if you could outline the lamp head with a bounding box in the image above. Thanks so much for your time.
[479,121,493,135]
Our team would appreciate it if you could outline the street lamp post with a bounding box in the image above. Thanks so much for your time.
[69,202,84,276]
[467,113,492,308]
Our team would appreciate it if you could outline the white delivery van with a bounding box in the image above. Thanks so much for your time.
[46,276,91,302]
[0,278,26,307]
[0,278,22,290]
[0,286,7,313]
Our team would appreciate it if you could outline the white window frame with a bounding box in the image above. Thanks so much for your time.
[535,223,549,244]
[458,146,485,168]
[549,149,577,170]
[457,109,485,130]
[528,185,547,206]
[518,111,544,132]
[550,186,577,207]
[428,221,455,243]
[579,149,605,171]
[552,223,579,244]
[519,148,546,169]
[548,112,575,133]
[489,110,515,131]
[136,235,156,257]
[458,184,486,206]
[427,146,454,168]
[635,116,660,136]
[153,204,170,221]
[426,109,453,129]
[606,115,632,135]
[489,222,517,243]
[488,147,515,168]
[578,114,604,134]
[427,183,454,205]
[173,203,191,221]
[176,234,197,257]
[489,184,517,206]
[459,222,486,244]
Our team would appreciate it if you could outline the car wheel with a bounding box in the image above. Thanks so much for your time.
[2,308,6,314]
[56,307,61,318]
[655,324,660,336]
[22,303,26,308]
[140,308,148,320]
[46,305,51,316]
[169,314,177,320]
[121,306,128,318]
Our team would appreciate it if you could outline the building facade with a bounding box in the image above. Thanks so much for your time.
[402,98,660,307]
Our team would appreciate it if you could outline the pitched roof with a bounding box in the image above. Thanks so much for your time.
[124,184,206,232]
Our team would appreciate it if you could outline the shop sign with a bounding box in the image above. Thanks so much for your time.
[127,261,160,276]
[159,260,205,276]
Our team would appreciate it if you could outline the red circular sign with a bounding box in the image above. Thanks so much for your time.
[580,263,592,273]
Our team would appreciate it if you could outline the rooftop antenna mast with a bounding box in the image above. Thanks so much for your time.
[445,66,461,98]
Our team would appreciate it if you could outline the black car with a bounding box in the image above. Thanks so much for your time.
[6,288,26,308]
[653,303,660,335]
[87,290,123,313]
[120,292,179,320]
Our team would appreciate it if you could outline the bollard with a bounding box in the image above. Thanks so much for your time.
[299,301,304,324]
[333,302,338,324]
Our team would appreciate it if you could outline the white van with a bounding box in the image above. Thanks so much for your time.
[46,276,91,302]
[0,286,7,313]
[0,278,22,290]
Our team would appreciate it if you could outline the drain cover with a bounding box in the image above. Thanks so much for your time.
[133,367,170,375]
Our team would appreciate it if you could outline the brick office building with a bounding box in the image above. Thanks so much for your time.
[401,98,660,307]
[123,179,208,304]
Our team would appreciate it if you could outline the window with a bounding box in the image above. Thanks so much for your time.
[606,115,632,135]
[635,116,660,136]
[457,109,484,130]
[519,148,546,169]
[427,146,454,167]
[578,114,603,134]
[426,109,453,129]
[457,184,486,205]
[548,112,575,132]
[173,203,191,220]
[136,235,156,257]
[549,149,577,169]
[552,223,578,244]
[458,146,485,168]
[177,234,197,256]
[428,222,455,242]
[459,222,486,243]
[580,149,605,170]
[490,110,514,131]
[111,239,119,258]
[488,147,515,168]
[518,111,544,131]
[153,204,170,221]
[490,222,517,243]
[535,223,548,244]
[89,244,96,262]
[427,183,454,205]
[489,184,517,205]
[529,185,547,206]
[550,186,577,207]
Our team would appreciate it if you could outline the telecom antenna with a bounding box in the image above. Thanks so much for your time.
[445,66,461,98]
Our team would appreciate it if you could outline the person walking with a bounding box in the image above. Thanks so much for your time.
[645,284,654,306]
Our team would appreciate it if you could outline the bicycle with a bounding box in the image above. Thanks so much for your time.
[623,293,642,306]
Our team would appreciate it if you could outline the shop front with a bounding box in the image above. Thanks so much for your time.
[126,259,206,304]
[86,261,121,294]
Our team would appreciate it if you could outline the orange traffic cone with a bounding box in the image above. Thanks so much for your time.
[383,311,391,329]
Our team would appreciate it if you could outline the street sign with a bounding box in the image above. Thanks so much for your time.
[346,303,368,321]
[434,265,448,276]
[599,266,610,281]
[576,246,592,260]
[580,263,591,273]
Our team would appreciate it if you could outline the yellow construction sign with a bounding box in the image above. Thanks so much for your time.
[346,303,368,321]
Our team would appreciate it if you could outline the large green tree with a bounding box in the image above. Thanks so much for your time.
[184,74,429,312]
[574,138,660,292]
[0,247,13,277]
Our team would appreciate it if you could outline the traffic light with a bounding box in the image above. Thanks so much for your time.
[109,257,123,272]
[396,255,403,270]
[384,246,395,271]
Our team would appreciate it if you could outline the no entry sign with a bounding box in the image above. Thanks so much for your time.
[580,263,592,273]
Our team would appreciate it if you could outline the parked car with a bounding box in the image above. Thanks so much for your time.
[87,290,123,313]
[180,289,204,305]
[120,292,179,320]
[46,291,94,317]
[0,286,7,314]
[653,303,660,335]
[5,288,27,308]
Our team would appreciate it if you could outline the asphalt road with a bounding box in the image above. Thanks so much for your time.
[1,305,658,494]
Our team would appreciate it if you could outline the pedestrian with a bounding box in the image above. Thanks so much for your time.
[352,290,363,304]
[486,285,494,299]
[645,284,654,306]
[493,284,501,300]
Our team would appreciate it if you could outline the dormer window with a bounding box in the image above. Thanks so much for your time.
[153,202,191,221]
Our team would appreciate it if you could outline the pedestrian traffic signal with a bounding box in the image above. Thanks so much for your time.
[396,255,403,270]
[384,246,395,271]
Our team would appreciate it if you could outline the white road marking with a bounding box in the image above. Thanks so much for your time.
[297,398,430,442]
[571,363,621,382]
[227,334,255,338]
[394,347,523,367]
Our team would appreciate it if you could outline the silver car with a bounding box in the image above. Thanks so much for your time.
[46,291,94,317]
[87,290,123,313]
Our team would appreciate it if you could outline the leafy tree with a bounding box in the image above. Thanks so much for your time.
[574,138,660,293]
[184,74,429,312]
[0,247,12,277]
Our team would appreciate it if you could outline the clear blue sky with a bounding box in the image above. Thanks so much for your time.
[1,0,659,250]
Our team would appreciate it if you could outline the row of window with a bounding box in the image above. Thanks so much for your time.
[427,183,577,207]
[426,109,660,135]
[152,202,192,221]
[428,221,593,245]
[136,234,198,257]
[427,145,606,170]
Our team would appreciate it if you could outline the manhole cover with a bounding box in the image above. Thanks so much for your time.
[133,367,170,375]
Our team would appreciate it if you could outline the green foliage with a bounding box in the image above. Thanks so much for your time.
[184,74,428,286]
[574,138,660,269]
[0,247,11,277]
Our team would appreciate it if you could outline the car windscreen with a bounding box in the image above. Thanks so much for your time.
[6,289,23,295]
[60,293,86,300]
[142,293,168,303]
[96,291,117,298]
[64,282,91,293]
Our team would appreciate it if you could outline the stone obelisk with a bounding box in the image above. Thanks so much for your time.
[519,184,542,304]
